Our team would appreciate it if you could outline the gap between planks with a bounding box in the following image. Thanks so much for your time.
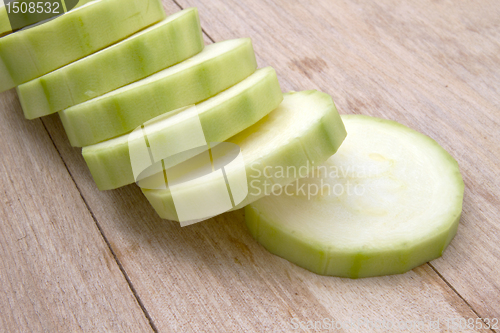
[170,0,495,329]
[39,119,159,333]
[172,0,216,43]
[428,263,495,333]
[28,1,494,331]
[33,2,218,330]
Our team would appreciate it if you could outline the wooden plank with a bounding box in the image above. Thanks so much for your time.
[0,89,153,332]
[34,3,496,332]
[0,0,496,332]
[30,109,497,332]
[29,109,496,332]
[176,0,500,322]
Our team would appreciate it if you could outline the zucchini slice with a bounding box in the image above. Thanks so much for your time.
[60,38,258,147]
[83,67,283,191]
[246,115,464,278]
[142,91,347,222]
[0,0,165,92]
[18,8,204,119]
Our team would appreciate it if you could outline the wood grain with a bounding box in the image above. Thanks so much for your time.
[33,110,496,332]
[177,0,500,323]
[1,0,499,332]
[35,1,498,332]
[0,90,154,332]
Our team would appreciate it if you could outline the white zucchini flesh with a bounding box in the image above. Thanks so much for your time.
[83,67,283,191]
[17,8,204,119]
[246,115,464,278]
[59,38,258,147]
[142,91,347,223]
[0,0,165,92]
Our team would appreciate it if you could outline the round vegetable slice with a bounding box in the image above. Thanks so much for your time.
[0,0,165,92]
[17,8,204,119]
[83,67,283,191]
[59,38,258,147]
[246,115,464,278]
[142,90,347,222]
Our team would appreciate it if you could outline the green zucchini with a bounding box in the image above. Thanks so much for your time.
[60,38,258,147]
[0,0,94,36]
[142,91,347,222]
[18,8,204,119]
[0,2,11,36]
[83,67,283,191]
[0,0,165,92]
[246,115,464,278]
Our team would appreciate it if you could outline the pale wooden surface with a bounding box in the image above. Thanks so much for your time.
[1,0,499,332]
[0,91,154,332]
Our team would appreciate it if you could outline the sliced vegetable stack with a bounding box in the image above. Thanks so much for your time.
[18,8,204,119]
[142,91,347,221]
[83,67,283,190]
[59,38,259,147]
[1,1,464,278]
[0,0,166,92]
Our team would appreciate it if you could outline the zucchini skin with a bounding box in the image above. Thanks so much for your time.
[83,67,282,191]
[0,0,94,36]
[245,205,462,278]
[18,8,205,119]
[245,115,464,278]
[60,38,258,147]
[142,91,347,222]
[0,0,166,92]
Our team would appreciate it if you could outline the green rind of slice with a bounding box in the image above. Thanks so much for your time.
[142,90,347,221]
[0,4,11,37]
[0,0,94,37]
[17,8,204,119]
[83,67,283,191]
[246,115,464,278]
[0,0,165,92]
[60,38,258,147]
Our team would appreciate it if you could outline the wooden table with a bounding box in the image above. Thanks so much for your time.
[1,0,499,332]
